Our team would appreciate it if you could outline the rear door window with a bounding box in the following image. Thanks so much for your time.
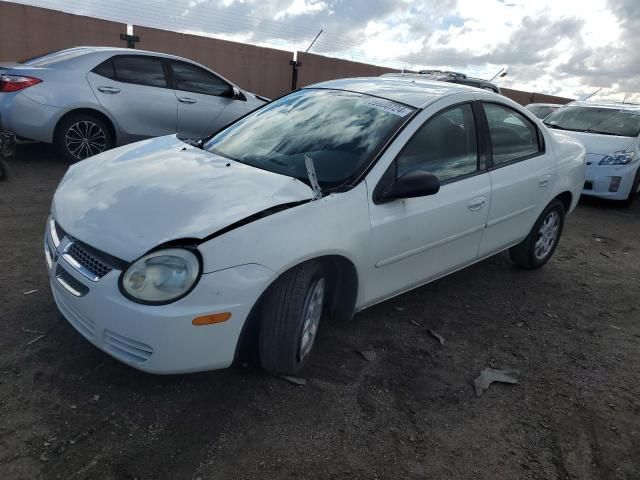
[92,59,116,80]
[110,56,167,88]
[482,103,542,165]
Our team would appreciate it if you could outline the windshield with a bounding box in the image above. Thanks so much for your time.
[204,89,415,188]
[527,105,558,119]
[544,106,640,137]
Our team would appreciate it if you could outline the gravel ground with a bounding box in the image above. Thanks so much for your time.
[1,143,639,480]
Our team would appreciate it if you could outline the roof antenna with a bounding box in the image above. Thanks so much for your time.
[304,154,323,200]
[582,88,602,101]
[305,29,323,53]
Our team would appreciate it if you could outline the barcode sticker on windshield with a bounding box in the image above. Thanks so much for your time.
[622,109,640,116]
[365,99,413,117]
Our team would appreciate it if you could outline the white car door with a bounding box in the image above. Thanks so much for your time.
[363,96,491,304]
[87,55,178,143]
[474,94,557,257]
[167,60,247,139]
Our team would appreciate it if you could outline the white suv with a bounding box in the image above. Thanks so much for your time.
[46,77,585,375]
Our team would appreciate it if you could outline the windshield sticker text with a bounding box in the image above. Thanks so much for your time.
[364,100,413,117]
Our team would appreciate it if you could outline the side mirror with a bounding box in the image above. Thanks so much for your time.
[380,170,440,202]
[232,87,246,101]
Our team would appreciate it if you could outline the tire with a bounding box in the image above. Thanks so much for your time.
[620,168,640,208]
[259,261,326,375]
[54,113,114,163]
[510,199,565,270]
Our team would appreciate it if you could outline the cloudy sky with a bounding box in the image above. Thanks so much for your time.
[15,0,640,99]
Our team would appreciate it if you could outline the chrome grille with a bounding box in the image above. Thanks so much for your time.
[54,221,66,241]
[65,242,113,279]
[50,216,123,282]
[55,265,89,297]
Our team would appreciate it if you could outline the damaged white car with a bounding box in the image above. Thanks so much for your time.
[46,77,586,375]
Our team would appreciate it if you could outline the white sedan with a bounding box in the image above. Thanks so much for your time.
[46,77,586,375]
[544,101,640,205]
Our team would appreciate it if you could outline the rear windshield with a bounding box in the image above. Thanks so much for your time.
[544,106,640,137]
[205,89,415,189]
[19,49,92,67]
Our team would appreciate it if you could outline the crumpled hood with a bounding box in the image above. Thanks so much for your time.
[52,135,312,261]
[552,129,637,155]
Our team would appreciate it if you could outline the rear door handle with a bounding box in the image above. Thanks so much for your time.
[468,197,486,211]
[538,175,551,187]
[97,86,120,94]
[178,97,197,104]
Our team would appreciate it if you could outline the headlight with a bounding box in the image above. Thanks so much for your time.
[599,151,634,165]
[120,248,201,304]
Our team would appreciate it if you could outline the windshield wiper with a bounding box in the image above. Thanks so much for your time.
[304,154,323,200]
[580,129,621,136]
[544,123,570,131]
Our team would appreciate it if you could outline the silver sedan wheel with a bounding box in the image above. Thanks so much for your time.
[534,210,559,260]
[299,278,325,360]
[65,121,107,160]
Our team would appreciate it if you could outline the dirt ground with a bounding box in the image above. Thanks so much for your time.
[0,143,639,480]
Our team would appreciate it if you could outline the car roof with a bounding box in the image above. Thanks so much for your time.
[71,46,194,61]
[527,103,563,107]
[305,76,490,108]
[26,46,204,65]
[567,100,640,111]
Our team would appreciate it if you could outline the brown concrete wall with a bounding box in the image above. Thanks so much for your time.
[502,87,573,106]
[0,2,125,62]
[134,26,292,99]
[296,52,400,87]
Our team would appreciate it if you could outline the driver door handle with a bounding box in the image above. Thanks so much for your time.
[468,197,486,211]
[178,97,197,104]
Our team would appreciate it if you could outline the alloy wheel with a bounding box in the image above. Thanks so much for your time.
[299,278,325,360]
[65,121,107,160]
[534,210,559,260]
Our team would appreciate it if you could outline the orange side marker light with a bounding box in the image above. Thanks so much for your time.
[192,312,232,326]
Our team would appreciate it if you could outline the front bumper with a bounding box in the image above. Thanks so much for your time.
[582,162,639,200]
[45,221,275,374]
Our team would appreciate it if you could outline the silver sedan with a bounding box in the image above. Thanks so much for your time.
[0,47,267,162]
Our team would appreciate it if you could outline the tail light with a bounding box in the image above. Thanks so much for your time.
[0,74,42,92]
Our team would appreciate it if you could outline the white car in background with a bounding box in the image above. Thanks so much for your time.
[544,101,640,205]
[46,77,585,375]
[526,103,563,119]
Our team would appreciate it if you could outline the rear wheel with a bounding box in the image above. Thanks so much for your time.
[54,113,113,163]
[510,200,565,269]
[259,261,326,375]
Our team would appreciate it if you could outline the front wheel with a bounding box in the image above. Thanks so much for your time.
[259,261,326,375]
[510,200,565,269]
[54,114,114,163]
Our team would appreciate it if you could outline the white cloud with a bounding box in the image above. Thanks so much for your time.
[274,0,327,20]
[10,0,640,98]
